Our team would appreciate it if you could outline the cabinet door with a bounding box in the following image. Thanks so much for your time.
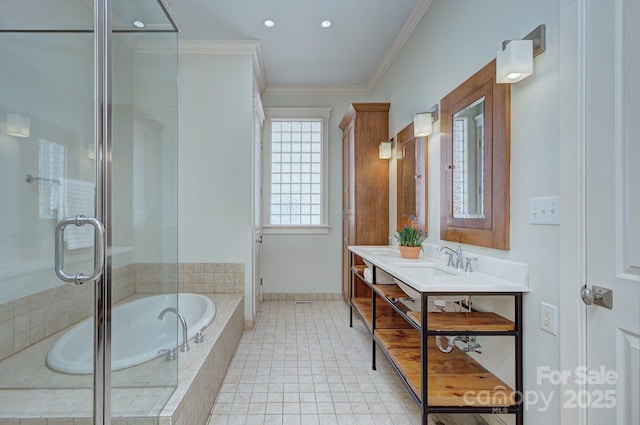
[342,123,355,215]
[342,216,354,300]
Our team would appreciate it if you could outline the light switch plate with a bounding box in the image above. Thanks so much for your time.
[530,196,560,225]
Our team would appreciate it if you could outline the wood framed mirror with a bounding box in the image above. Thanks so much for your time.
[397,122,428,232]
[440,59,510,249]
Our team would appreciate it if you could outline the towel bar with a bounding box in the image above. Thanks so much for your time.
[25,174,60,184]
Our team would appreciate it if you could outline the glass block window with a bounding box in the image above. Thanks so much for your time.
[269,119,323,225]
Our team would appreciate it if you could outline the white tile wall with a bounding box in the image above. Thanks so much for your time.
[0,265,135,362]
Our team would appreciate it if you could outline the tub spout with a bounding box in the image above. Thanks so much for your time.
[158,307,190,352]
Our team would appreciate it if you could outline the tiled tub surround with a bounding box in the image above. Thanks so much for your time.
[0,262,244,363]
[0,293,244,425]
[0,264,135,362]
[135,263,245,296]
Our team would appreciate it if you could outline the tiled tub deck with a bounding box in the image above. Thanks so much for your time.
[0,294,243,425]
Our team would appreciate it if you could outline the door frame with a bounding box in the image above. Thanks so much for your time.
[95,1,113,423]
[559,0,588,423]
[252,92,265,325]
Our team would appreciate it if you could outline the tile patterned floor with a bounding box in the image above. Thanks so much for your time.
[207,300,428,425]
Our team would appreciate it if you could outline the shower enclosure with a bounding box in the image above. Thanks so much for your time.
[0,1,179,424]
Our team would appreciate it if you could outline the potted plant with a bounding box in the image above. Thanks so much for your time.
[395,223,427,259]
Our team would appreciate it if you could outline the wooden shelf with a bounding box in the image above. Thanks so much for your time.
[373,284,409,300]
[386,346,516,407]
[407,310,421,326]
[407,311,515,332]
[351,298,414,330]
[352,264,366,277]
[375,328,421,350]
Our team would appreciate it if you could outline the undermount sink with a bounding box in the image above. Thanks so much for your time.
[393,277,468,312]
[361,247,398,268]
[361,246,397,254]
[393,278,420,301]
[394,263,456,276]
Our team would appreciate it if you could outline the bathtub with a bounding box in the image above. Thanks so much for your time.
[46,293,216,374]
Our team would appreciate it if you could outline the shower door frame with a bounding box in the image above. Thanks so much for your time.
[94,1,112,423]
[94,1,180,424]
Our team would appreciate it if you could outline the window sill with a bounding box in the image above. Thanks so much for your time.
[262,225,331,235]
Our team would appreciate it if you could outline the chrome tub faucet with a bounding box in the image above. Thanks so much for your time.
[158,307,190,352]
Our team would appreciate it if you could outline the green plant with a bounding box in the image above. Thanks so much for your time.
[395,225,427,247]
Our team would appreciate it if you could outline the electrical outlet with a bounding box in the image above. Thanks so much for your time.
[530,196,560,225]
[540,302,558,335]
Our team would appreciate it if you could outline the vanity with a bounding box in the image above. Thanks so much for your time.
[348,245,529,425]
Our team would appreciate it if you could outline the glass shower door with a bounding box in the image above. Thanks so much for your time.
[0,2,100,422]
[0,1,179,424]
[110,0,179,421]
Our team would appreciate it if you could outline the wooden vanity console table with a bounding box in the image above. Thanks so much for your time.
[348,246,528,425]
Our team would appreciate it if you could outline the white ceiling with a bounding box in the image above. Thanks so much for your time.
[163,0,430,92]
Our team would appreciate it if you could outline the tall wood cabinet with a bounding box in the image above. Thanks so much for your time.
[339,103,390,300]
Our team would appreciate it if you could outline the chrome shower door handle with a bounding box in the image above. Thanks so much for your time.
[55,215,105,285]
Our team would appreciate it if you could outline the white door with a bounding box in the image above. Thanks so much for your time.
[253,93,265,320]
[584,0,640,423]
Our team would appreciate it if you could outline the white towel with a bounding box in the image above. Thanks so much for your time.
[58,179,95,250]
[364,268,373,283]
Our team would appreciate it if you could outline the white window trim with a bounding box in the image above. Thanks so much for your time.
[262,107,331,235]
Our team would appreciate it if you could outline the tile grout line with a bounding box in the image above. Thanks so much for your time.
[207,300,424,425]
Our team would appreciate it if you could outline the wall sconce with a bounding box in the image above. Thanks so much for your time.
[497,24,546,84]
[379,139,393,159]
[413,104,439,137]
[6,113,31,138]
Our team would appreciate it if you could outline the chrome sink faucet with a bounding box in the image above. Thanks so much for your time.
[158,307,190,352]
[437,245,463,269]
[464,257,478,272]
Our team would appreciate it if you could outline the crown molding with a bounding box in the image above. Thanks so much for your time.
[366,0,434,92]
[178,39,257,54]
[262,85,371,96]
[252,43,267,93]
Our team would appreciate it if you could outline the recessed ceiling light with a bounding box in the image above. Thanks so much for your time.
[133,20,145,28]
[263,19,275,28]
[321,20,332,28]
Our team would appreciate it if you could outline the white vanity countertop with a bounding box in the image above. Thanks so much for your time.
[349,245,530,293]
